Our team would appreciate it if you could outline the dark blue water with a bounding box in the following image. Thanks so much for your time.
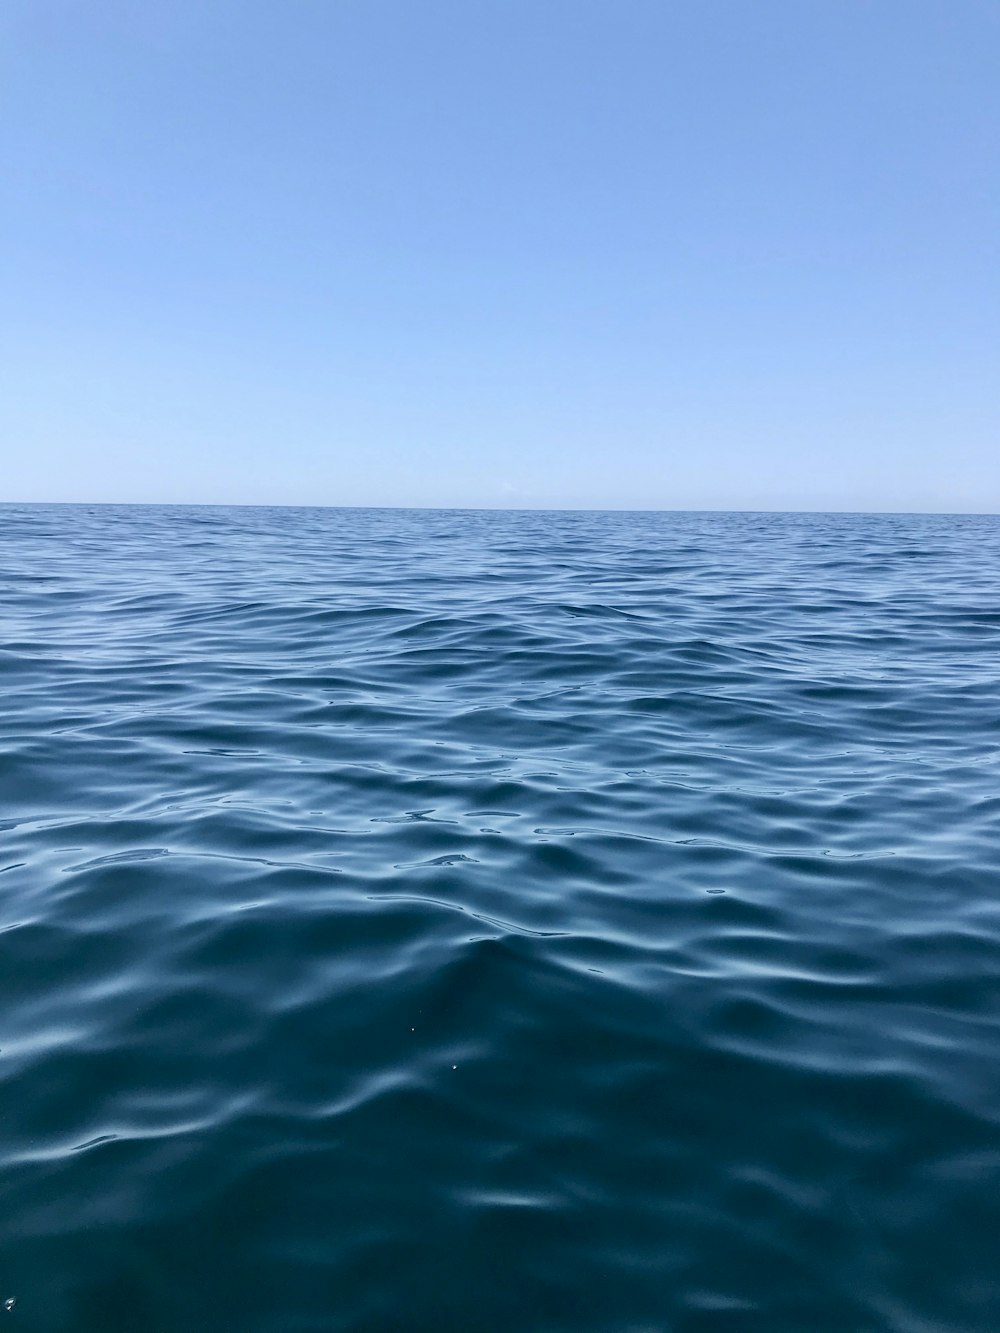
[2,505,999,1332]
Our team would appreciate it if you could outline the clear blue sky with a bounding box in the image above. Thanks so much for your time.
[3,1,997,510]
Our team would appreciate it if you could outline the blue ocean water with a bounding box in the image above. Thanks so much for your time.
[1,504,999,1332]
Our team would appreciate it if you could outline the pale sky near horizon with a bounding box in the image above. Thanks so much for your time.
[3,1,998,511]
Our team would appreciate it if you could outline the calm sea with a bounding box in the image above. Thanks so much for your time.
[2,504,999,1332]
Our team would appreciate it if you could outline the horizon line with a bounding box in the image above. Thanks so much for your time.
[2,500,997,518]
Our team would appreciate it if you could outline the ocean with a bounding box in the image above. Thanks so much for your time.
[1,503,998,1332]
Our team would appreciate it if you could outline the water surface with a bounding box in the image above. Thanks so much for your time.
[2,505,999,1332]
